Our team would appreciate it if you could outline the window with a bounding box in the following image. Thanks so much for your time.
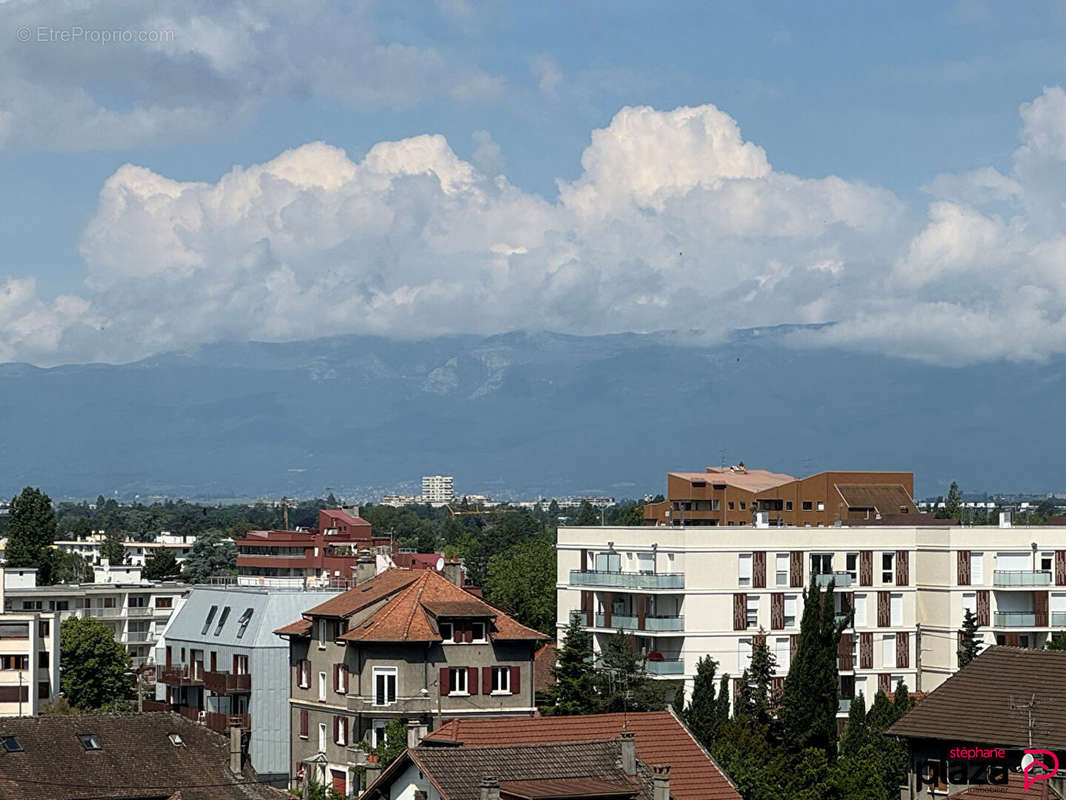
[881,553,895,584]
[318,723,327,753]
[738,639,752,672]
[728,501,735,510]
[371,719,388,748]
[962,592,976,616]
[746,595,759,628]
[783,595,798,627]
[810,553,833,576]
[318,619,328,649]
[817,502,825,512]
[298,709,308,739]
[334,715,348,746]
[1042,553,1054,573]
[845,553,859,582]
[202,605,218,635]
[234,655,249,675]
[491,666,512,694]
[77,734,102,751]
[740,502,747,510]
[785,501,793,511]
[38,621,49,638]
[738,554,752,587]
[890,594,903,627]
[448,667,469,695]
[103,597,115,608]
[881,634,895,667]
[971,552,984,584]
[439,622,454,643]
[335,664,348,694]
[775,637,790,672]
[155,597,173,609]
[318,671,327,702]
[775,554,789,586]
[128,596,147,608]
[298,659,311,689]
[471,622,486,642]
[0,736,22,753]
[373,667,397,706]
[854,594,867,627]
[21,601,42,611]
[236,608,253,638]
[802,501,813,511]
[214,607,230,636]
[1,655,28,671]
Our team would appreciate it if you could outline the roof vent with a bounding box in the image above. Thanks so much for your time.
[168,733,184,746]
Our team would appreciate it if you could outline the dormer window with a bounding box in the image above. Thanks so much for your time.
[471,622,486,643]
[439,622,454,643]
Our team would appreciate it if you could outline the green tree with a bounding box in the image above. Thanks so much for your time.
[483,538,556,633]
[541,613,597,716]
[838,692,868,759]
[945,481,962,520]
[181,530,237,583]
[100,528,126,565]
[6,488,57,581]
[778,576,847,760]
[957,608,982,667]
[685,655,727,746]
[359,717,407,768]
[594,631,666,712]
[48,550,94,584]
[1047,632,1066,651]
[60,616,131,710]
[143,548,180,581]
[671,684,685,717]
[575,501,600,526]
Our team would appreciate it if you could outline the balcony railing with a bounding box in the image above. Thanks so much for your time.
[158,665,204,685]
[203,671,251,694]
[993,611,1037,627]
[1053,612,1066,627]
[125,607,154,618]
[350,695,433,715]
[644,615,685,632]
[594,613,638,630]
[176,707,250,733]
[994,570,1052,587]
[569,570,684,590]
[839,698,852,713]
[814,572,853,588]
[645,659,684,676]
[124,632,154,644]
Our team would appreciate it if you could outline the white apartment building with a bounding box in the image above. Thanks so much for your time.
[420,475,455,504]
[1,567,188,667]
[0,572,59,716]
[557,520,1066,713]
[54,531,197,567]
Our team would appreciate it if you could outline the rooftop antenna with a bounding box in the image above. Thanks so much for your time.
[1008,694,1050,749]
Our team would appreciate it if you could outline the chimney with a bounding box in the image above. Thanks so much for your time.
[619,731,636,776]
[442,560,463,587]
[365,761,382,787]
[353,551,377,585]
[479,776,500,800]
[229,726,242,774]
[652,765,670,800]
[407,719,424,748]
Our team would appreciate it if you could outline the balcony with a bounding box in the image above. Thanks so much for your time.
[839,698,852,714]
[569,570,684,590]
[158,665,204,686]
[994,570,1051,587]
[350,695,433,716]
[594,613,638,630]
[124,632,154,644]
[1053,612,1066,627]
[645,659,684,676]
[203,671,251,694]
[644,615,685,632]
[176,706,250,733]
[125,607,154,618]
[814,572,853,588]
[994,611,1037,627]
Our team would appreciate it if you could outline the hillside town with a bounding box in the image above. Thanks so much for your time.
[1,466,1065,798]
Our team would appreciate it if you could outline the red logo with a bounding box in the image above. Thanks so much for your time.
[1023,750,1059,792]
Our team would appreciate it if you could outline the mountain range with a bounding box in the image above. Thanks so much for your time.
[0,328,1062,501]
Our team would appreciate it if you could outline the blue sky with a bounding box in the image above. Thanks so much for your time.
[2,0,1066,365]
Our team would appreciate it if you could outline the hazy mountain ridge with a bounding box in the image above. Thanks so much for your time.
[0,329,1061,500]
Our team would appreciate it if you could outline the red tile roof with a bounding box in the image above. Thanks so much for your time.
[423,711,740,800]
[499,777,637,799]
[303,569,422,618]
[320,508,371,527]
[533,643,557,695]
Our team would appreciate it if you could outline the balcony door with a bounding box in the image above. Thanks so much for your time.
[595,552,621,573]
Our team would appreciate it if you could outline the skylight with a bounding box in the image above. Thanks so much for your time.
[77,734,101,751]
[202,605,218,635]
[0,736,22,753]
[236,608,254,639]
[214,606,231,635]
[168,733,184,746]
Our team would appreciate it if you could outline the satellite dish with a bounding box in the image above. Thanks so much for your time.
[436,557,445,571]
[1022,753,1035,771]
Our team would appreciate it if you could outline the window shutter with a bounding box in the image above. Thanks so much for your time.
[752,551,766,588]
[510,666,521,695]
[859,551,873,586]
[896,632,909,668]
[957,550,971,585]
[482,666,492,693]
[1057,551,1066,586]
[439,667,449,696]
[860,632,873,669]
[789,551,804,588]
[878,673,891,694]
[332,716,338,743]
[895,551,909,586]
[468,666,479,695]
[733,593,746,631]
[1035,591,1049,627]
[838,633,854,671]
[770,594,784,630]
[790,634,798,659]
[976,590,990,626]
[877,592,890,627]
[341,665,348,693]
[333,664,339,693]
[299,709,308,737]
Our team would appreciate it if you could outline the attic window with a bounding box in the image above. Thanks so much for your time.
[236,608,254,639]
[214,606,231,636]
[202,605,218,635]
[77,734,102,751]
[691,480,706,487]
[0,736,22,753]
[168,734,184,746]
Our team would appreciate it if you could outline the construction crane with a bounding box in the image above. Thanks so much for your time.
[444,504,519,519]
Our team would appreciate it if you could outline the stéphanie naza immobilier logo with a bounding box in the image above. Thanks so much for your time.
[916,745,1060,792]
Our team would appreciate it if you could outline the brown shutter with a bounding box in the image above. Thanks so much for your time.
[771,677,784,709]
[845,591,855,620]
[166,646,172,667]
[878,673,891,694]
[896,632,909,668]
[790,634,798,659]
[753,633,766,649]
[580,548,588,572]
[603,592,613,629]
[1005,632,1020,647]
[332,664,339,693]
[733,677,742,697]
[859,551,873,586]
[1035,591,1049,627]
[510,666,521,695]
[482,667,492,693]
[753,551,766,589]
[895,551,909,586]
[976,590,990,627]
[860,632,873,669]
[790,551,804,588]
[877,592,890,627]
[439,667,449,696]
[299,708,308,737]
[637,595,647,631]
[333,716,338,743]
[581,591,592,626]
[733,593,747,631]
[771,594,784,630]
[838,633,854,671]
[958,550,971,586]
[1057,551,1066,586]
[468,666,479,695]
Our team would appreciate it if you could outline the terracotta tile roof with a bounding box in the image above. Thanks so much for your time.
[0,712,276,800]
[367,741,652,800]
[320,508,371,527]
[423,600,497,618]
[889,647,1066,749]
[273,618,313,637]
[339,570,548,643]
[423,711,740,800]
[533,643,557,694]
[499,777,638,799]
[303,569,422,618]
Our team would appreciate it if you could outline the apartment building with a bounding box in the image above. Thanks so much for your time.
[0,572,58,716]
[54,531,198,567]
[643,464,917,526]
[276,568,547,796]
[557,520,1066,714]
[235,509,394,588]
[151,585,339,786]
[420,475,455,504]
[1,566,186,667]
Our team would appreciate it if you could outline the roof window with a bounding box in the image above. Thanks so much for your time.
[168,733,184,746]
[214,606,231,635]
[0,735,22,753]
[77,734,102,751]
[236,608,254,639]
[202,605,218,635]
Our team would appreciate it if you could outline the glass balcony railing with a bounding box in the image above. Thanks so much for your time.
[594,613,639,630]
[1052,612,1066,627]
[838,698,852,713]
[591,614,684,632]
[994,611,1036,627]
[644,615,685,631]
[993,570,1052,586]
[645,659,684,675]
[569,570,684,589]
[815,572,853,588]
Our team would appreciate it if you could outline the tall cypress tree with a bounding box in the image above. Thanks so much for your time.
[686,655,724,745]
[957,609,982,666]
[6,487,57,581]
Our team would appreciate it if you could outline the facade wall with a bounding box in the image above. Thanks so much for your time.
[0,612,59,716]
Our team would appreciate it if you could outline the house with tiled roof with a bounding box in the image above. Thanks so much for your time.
[275,568,549,796]
[423,710,741,800]
[363,735,670,800]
